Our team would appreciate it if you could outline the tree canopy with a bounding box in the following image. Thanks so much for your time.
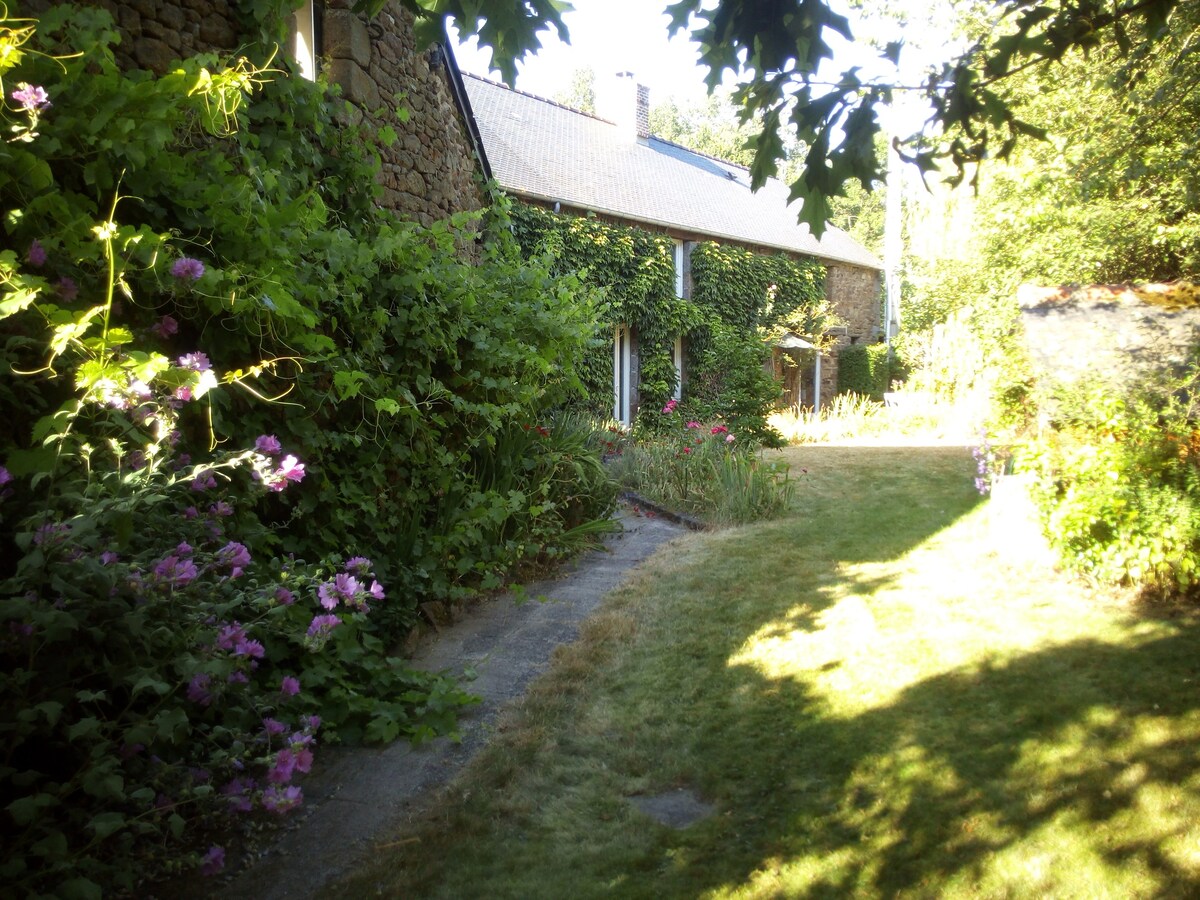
[364,0,1183,236]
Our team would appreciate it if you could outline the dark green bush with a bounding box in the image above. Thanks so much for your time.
[0,6,615,892]
[837,342,895,399]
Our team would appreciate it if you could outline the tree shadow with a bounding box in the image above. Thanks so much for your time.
[642,466,1200,897]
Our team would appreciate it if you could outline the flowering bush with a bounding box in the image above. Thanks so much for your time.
[609,404,795,525]
[0,216,475,891]
[0,10,611,891]
[1019,376,1200,594]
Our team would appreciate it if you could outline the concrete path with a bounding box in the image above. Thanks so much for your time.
[224,505,686,899]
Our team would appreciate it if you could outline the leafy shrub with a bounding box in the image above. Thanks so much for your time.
[837,342,894,399]
[0,223,480,892]
[1019,376,1200,594]
[0,7,610,892]
[0,7,612,649]
[679,320,785,447]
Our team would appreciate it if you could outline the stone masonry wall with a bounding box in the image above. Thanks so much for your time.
[822,261,883,403]
[23,0,486,226]
[324,1,485,225]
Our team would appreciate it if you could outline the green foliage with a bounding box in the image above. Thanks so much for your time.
[1,7,612,642]
[683,320,785,448]
[554,66,596,114]
[507,185,826,445]
[508,204,689,420]
[1019,368,1200,594]
[608,414,794,524]
[837,343,894,400]
[0,7,616,891]
[689,241,825,333]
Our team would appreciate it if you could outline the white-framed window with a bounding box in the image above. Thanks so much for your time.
[672,334,683,401]
[614,324,632,426]
[293,1,318,81]
[673,239,685,298]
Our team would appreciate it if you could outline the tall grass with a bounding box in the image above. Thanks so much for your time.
[607,428,794,525]
[772,390,984,444]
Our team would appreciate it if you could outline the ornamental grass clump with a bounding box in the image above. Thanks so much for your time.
[610,401,794,524]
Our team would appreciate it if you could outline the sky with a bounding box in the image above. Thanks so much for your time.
[451,2,712,107]
[450,1,947,136]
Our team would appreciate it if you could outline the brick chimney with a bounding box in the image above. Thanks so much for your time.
[599,72,650,142]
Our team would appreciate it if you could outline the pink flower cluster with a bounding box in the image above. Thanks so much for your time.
[255,435,306,492]
[317,571,384,613]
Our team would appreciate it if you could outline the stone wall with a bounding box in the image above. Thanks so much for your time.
[24,0,487,226]
[324,1,486,225]
[1019,283,1200,395]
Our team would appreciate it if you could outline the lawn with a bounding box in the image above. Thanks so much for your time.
[343,442,1200,898]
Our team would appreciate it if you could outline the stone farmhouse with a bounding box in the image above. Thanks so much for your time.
[44,0,882,421]
[462,73,883,424]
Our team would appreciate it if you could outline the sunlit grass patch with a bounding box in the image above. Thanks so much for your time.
[342,441,1200,899]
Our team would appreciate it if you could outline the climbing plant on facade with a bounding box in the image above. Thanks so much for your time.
[508,204,829,443]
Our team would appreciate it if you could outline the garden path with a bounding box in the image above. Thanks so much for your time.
[220,504,688,899]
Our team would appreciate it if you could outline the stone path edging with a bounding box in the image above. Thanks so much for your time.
[221,505,686,899]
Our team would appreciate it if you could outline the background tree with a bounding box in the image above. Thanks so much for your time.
[554,65,596,113]
[377,0,1182,234]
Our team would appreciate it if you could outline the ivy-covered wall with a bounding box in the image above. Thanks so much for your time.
[688,242,825,333]
[509,203,830,438]
[509,204,687,420]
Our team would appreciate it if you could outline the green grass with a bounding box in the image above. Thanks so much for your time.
[342,443,1200,899]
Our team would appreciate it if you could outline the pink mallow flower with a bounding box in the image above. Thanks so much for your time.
[280,676,301,697]
[306,614,340,638]
[177,351,211,372]
[686,421,701,429]
[255,434,282,455]
[344,556,373,575]
[11,83,50,111]
[152,555,198,588]
[318,573,360,610]
[217,541,251,578]
[171,257,206,281]
[199,845,225,877]
[270,455,305,491]
[151,315,179,339]
[26,239,46,267]
[187,673,213,706]
[261,784,302,814]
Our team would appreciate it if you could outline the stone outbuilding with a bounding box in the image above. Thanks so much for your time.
[462,73,883,422]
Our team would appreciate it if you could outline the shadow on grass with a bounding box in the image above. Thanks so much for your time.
[350,444,1200,897]
[637,444,1200,895]
[666,626,1200,897]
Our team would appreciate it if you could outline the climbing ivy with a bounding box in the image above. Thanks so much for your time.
[509,204,697,418]
[689,241,826,333]
[508,205,830,441]
[685,243,828,445]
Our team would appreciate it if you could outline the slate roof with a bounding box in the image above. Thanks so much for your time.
[462,74,883,271]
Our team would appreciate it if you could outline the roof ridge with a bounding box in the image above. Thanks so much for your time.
[462,72,755,176]
[460,71,616,126]
[648,135,751,175]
